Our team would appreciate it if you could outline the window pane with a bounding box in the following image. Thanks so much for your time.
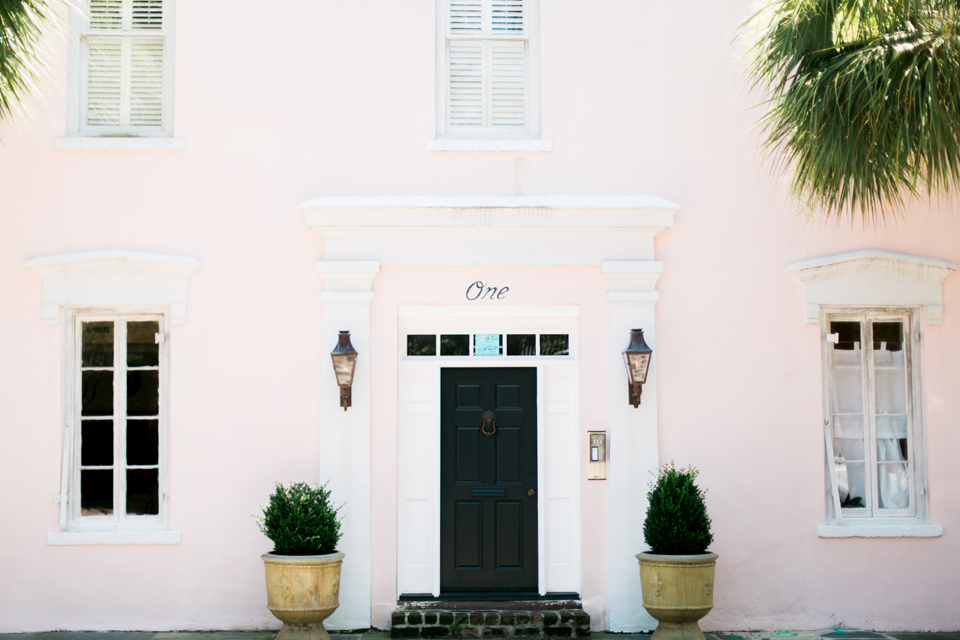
[832,414,864,439]
[127,419,159,466]
[127,321,160,367]
[407,335,437,356]
[831,368,863,414]
[81,469,113,515]
[127,370,159,416]
[507,334,535,356]
[878,461,910,509]
[82,370,114,416]
[876,414,908,439]
[837,461,867,509]
[540,334,569,356]
[82,321,114,367]
[875,369,907,415]
[873,321,905,367]
[81,420,113,466]
[834,437,864,461]
[440,335,470,356]
[474,334,502,356]
[126,469,159,515]
[830,321,861,366]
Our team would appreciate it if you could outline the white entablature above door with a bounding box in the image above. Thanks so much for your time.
[300,195,679,266]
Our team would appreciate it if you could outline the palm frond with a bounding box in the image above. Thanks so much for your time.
[742,0,960,223]
[0,0,62,125]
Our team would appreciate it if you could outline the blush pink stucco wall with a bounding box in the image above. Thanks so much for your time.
[0,0,958,633]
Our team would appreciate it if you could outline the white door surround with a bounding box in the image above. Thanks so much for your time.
[306,194,677,630]
[397,306,581,597]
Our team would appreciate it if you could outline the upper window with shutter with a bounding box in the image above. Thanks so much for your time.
[78,0,170,134]
[439,0,540,138]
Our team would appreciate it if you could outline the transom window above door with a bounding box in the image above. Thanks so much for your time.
[406,333,569,357]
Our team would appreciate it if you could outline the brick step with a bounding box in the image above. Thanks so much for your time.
[390,609,590,639]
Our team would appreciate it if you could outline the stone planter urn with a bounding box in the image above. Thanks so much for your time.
[263,551,345,640]
[636,552,718,640]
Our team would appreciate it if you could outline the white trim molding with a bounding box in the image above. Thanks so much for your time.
[301,195,679,266]
[818,523,943,538]
[425,139,553,152]
[26,250,202,325]
[54,137,187,151]
[788,250,956,325]
[47,530,181,545]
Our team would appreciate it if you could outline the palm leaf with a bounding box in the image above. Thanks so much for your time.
[742,0,960,223]
[0,0,64,125]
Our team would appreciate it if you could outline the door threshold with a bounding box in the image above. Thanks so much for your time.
[397,593,581,608]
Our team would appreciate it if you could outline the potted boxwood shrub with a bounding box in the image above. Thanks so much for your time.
[636,463,717,640]
[258,482,343,640]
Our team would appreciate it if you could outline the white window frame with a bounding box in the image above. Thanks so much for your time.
[819,306,940,536]
[58,307,172,535]
[64,0,175,139]
[434,0,542,143]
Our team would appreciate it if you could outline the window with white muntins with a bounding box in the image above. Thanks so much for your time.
[823,310,925,522]
[77,0,170,134]
[438,0,540,139]
[65,313,169,531]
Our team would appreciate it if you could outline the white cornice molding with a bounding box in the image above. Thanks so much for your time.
[301,195,679,266]
[787,250,956,324]
[26,250,202,325]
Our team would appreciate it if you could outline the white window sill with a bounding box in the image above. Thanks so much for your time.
[426,139,553,152]
[47,530,181,545]
[54,137,187,151]
[817,523,942,538]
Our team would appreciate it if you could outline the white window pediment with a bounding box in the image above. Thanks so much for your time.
[788,250,956,324]
[26,250,202,325]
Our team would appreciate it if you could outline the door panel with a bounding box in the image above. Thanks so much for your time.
[440,367,538,593]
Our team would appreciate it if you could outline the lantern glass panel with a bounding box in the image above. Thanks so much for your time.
[333,354,357,386]
[626,352,650,384]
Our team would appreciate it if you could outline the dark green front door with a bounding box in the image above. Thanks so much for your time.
[440,367,538,594]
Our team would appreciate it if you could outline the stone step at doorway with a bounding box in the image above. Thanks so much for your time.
[390,606,590,639]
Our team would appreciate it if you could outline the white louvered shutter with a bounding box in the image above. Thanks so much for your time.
[447,0,527,131]
[84,0,165,129]
[450,0,482,33]
[491,0,524,32]
[449,41,484,126]
[489,40,525,127]
[86,39,122,125]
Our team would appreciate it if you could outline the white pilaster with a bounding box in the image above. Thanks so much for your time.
[602,261,662,632]
[317,260,380,631]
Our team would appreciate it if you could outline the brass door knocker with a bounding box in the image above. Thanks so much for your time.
[481,411,497,437]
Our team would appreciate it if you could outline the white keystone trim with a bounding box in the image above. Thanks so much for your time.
[788,250,956,325]
[26,250,202,325]
[301,196,678,267]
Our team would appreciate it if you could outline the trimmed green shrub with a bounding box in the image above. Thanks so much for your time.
[257,482,342,555]
[643,462,713,555]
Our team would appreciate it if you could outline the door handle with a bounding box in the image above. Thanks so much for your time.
[528,488,535,497]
